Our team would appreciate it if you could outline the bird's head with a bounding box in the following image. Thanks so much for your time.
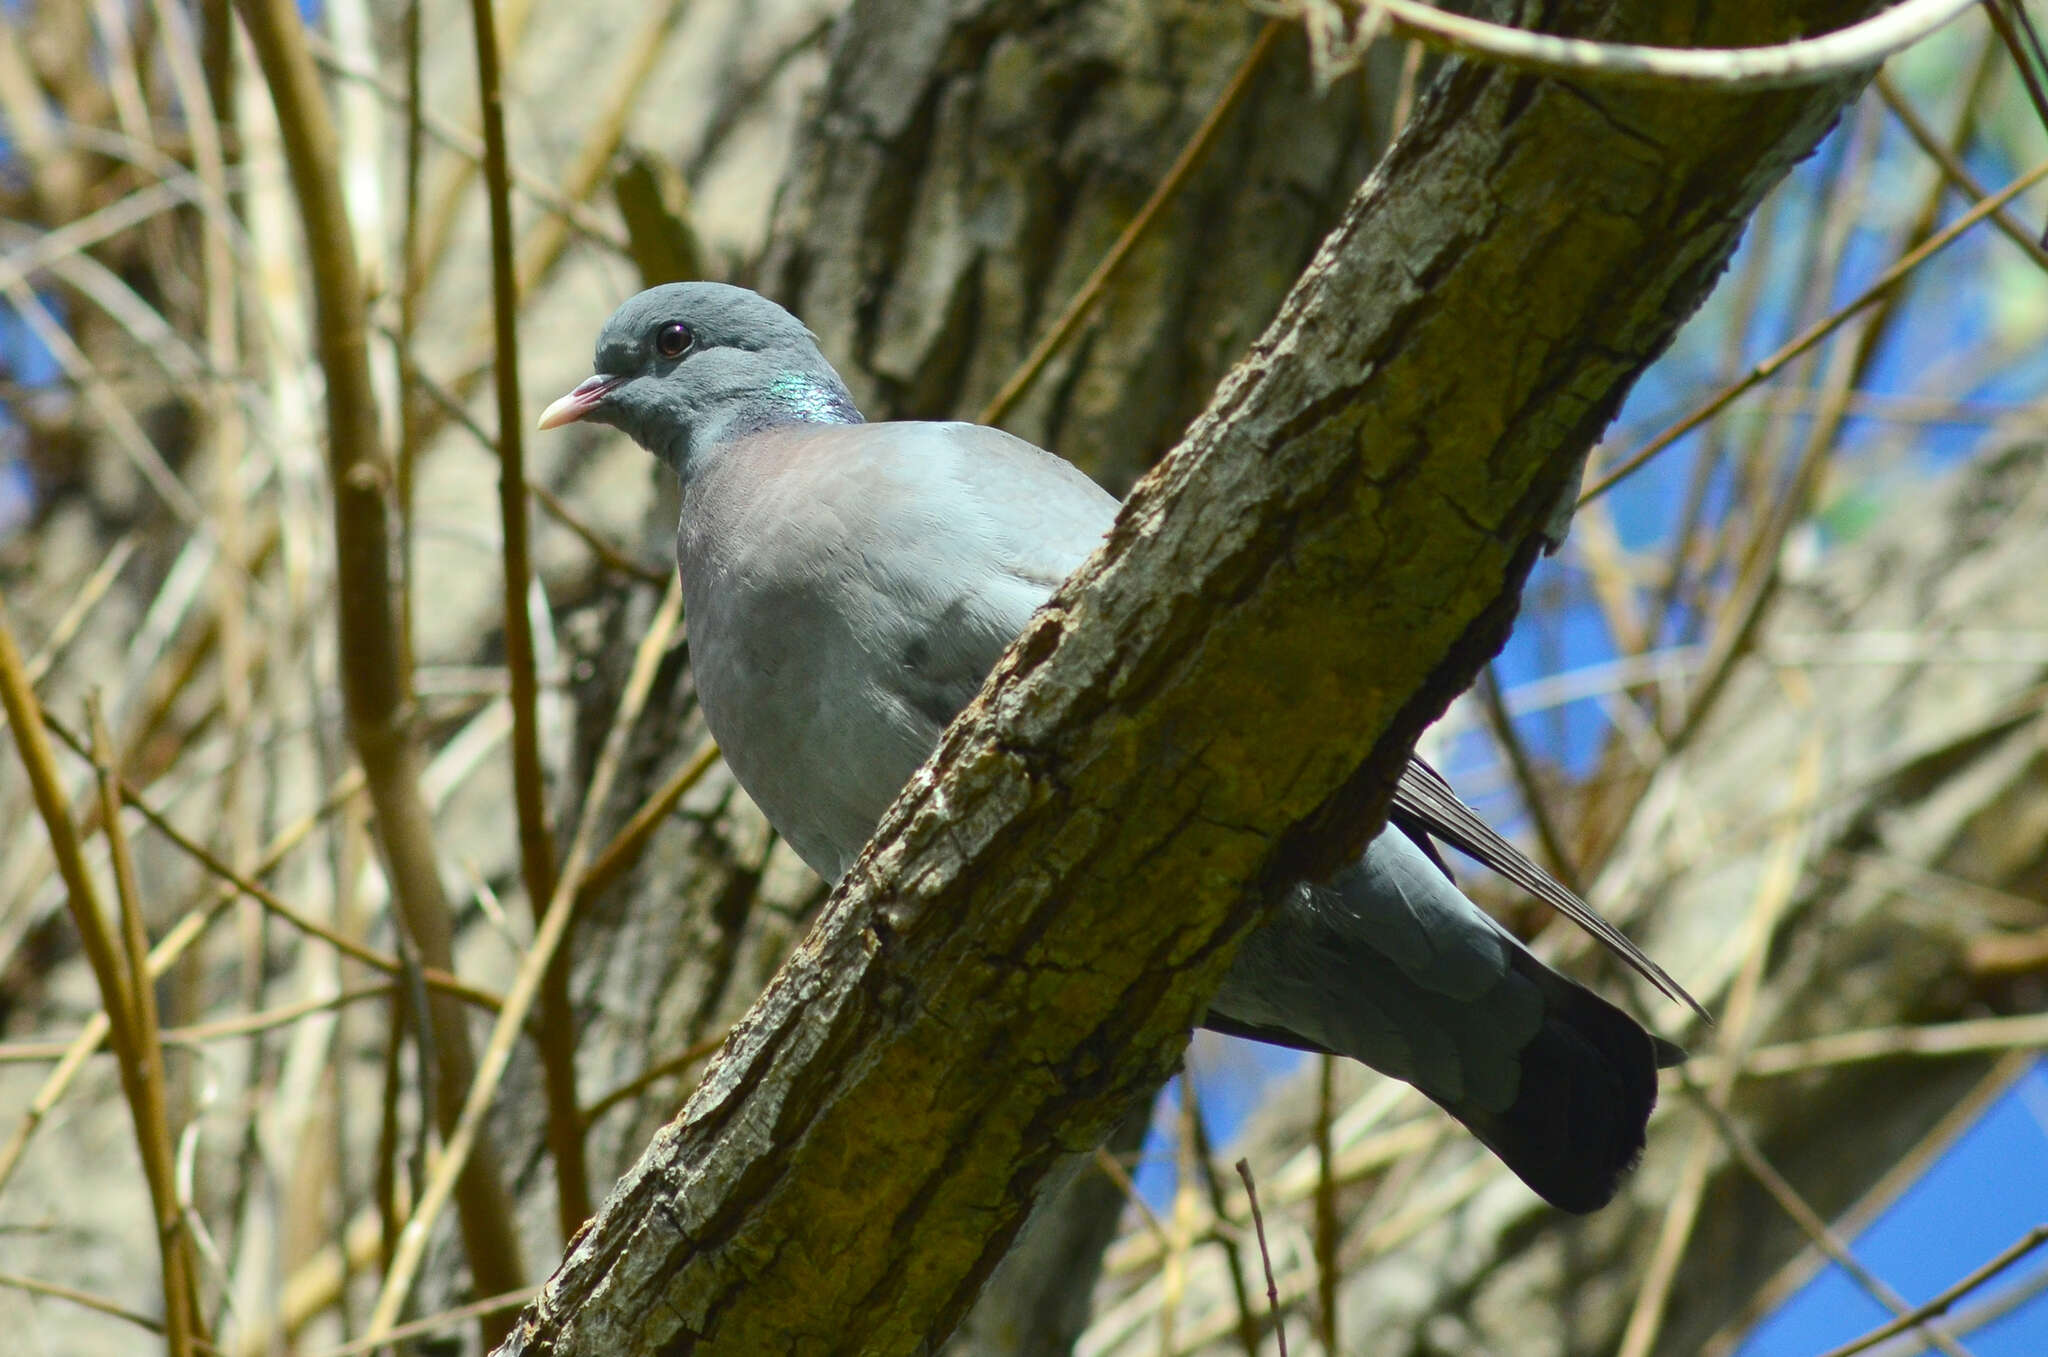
[537,282,860,477]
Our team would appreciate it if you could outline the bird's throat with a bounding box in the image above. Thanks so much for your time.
[668,371,864,484]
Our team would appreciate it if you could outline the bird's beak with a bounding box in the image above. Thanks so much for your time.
[537,374,621,430]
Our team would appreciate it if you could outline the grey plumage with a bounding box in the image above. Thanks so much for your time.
[541,281,1694,1213]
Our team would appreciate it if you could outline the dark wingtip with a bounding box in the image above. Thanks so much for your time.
[1454,958,1662,1214]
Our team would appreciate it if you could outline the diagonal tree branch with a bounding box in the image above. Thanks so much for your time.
[499,1,1889,1351]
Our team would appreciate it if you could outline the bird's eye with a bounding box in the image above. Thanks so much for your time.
[654,321,694,359]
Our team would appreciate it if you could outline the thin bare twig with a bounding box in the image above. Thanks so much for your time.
[1699,1055,2039,1357]
[573,738,721,910]
[363,580,685,1339]
[979,19,1286,426]
[1617,715,1822,1357]
[1235,1157,1289,1357]
[508,0,693,300]
[1690,1010,2048,1084]
[1696,1093,1974,1357]
[1476,665,1581,891]
[467,0,589,1241]
[1313,1056,1340,1354]
[1363,0,1975,89]
[87,696,204,1353]
[38,707,501,1012]
[1163,1081,1198,1353]
[386,324,670,584]
[1580,152,2048,506]
[0,1268,178,1339]
[1817,1225,2048,1357]
[578,1029,729,1128]
[311,1286,543,1357]
[1090,1144,1173,1252]
[397,0,427,690]
[529,478,671,585]
[1666,66,1991,757]
[1185,1074,1262,1357]
[0,767,364,1194]
[1874,71,2048,272]
[1982,1,2048,153]
[302,30,629,253]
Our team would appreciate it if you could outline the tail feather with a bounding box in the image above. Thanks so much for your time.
[1208,826,1670,1214]
[1439,952,1661,1214]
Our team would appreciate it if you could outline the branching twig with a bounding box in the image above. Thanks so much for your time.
[1580,153,2048,506]
[1874,71,2048,271]
[1817,1225,2048,1357]
[87,696,204,1353]
[1186,1082,1262,1357]
[38,708,501,1011]
[1696,1093,1974,1357]
[0,602,203,1357]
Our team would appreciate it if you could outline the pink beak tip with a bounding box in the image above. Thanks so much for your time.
[536,376,616,431]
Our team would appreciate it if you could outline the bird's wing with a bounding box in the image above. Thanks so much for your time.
[1391,756,1709,1023]
[867,421,1121,721]
[680,420,1113,879]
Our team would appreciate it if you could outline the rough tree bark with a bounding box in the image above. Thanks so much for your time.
[492,1,1894,1353]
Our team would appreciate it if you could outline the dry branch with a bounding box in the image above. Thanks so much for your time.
[0,605,203,1355]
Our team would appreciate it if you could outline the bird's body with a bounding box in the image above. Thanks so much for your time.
[542,282,1692,1213]
[677,421,1114,881]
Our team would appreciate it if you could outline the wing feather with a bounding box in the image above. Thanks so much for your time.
[1392,758,1709,1023]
